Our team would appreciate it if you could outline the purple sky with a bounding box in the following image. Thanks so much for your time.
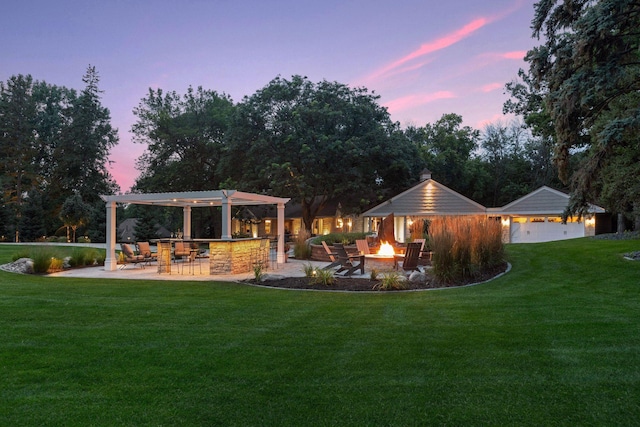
[1,0,537,193]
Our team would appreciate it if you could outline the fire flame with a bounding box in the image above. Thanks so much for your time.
[378,241,395,256]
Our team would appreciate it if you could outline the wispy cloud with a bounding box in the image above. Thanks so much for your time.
[363,18,489,86]
[480,82,503,93]
[384,91,456,113]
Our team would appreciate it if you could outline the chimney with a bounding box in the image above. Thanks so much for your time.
[420,168,432,181]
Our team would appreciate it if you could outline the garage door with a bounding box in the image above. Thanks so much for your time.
[511,218,584,243]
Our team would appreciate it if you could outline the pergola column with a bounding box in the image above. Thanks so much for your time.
[221,194,232,239]
[277,202,285,264]
[183,206,192,239]
[105,201,117,271]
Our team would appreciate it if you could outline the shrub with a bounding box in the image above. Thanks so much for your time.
[311,268,335,286]
[30,248,57,274]
[374,271,406,290]
[293,229,312,259]
[430,216,504,283]
[12,249,31,262]
[49,257,64,272]
[311,232,371,246]
[253,261,265,282]
[302,262,316,278]
[370,269,379,281]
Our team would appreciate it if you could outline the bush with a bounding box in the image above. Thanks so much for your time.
[311,268,335,286]
[293,229,312,259]
[430,216,504,283]
[374,271,406,290]
[311,232,371,246]
[30,248,57,274]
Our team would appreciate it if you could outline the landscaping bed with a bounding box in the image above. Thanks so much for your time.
[247,262,509,291]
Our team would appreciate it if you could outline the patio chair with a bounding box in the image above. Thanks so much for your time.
[136,241,157,264]
[355,239,371,255]
[321,241,342,270]
[180,249,202,275]
[173,241,190,262]
[395,242,424,273]
[332,243,365,276]
[120,243,146,269]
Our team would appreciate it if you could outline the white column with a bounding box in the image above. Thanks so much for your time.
[183,206,192,239]
[277,202,285,264]
[105,201,117,271]
[221,196,232,239]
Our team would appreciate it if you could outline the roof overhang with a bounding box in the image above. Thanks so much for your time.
[100,190,290,207]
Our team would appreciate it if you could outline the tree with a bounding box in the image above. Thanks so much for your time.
[19,190,46,241]
[221,75,422,231]
[59,194,92,243]
[0,75,40,241]
[132,86,235,192]
[526,0,640,218]
[51,66,119,205]
[408,113,479,197]
[477,120,533,207]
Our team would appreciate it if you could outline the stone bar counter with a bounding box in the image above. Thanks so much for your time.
[156,238,266,275]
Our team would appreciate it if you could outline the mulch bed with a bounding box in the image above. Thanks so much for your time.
[245,262,509,292]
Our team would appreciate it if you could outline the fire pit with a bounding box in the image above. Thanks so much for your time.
[364,241,403,270]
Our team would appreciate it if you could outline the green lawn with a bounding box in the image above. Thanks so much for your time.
[1,238,639,426]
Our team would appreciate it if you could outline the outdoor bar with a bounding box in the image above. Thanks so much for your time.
[100,190,290,273]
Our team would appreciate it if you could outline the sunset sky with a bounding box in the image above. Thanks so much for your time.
[1,0,538,193]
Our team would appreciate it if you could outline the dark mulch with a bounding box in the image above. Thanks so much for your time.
[245,262,509,292]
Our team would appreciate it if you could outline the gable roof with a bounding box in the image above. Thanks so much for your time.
[362,178,486,217]
[494,186,605,215]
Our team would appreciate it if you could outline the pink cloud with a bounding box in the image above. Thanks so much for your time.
[364,18,489,85]
[501,50,527,60]
[480,82,503,93]
[384,91,457,113]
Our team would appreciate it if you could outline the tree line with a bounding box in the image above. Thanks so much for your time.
[0,66,118,242]
[2,0,638,241]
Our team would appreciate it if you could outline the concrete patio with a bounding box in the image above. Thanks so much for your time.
[47,257,328,282]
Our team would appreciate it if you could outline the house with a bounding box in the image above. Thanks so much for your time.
[488,186,605,243]
[363,169,606,244]
[231,198,365,239]
[117,218,171,243]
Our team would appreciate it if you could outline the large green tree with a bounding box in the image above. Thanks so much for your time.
[132,86,234,192]
[526,0,640,218]
[221,75,422,231]
[0,67,119,241]
[0,75,40,241]
[407,113,480,198]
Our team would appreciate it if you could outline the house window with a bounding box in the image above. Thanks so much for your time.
[530,217,545,223]
[264,219,271,235]
[547,217,562,223]
[512,217,527,223]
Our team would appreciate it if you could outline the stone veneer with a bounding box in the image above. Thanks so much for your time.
[208,238,263,275]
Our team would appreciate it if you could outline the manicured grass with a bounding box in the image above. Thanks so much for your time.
[1,238,639,426]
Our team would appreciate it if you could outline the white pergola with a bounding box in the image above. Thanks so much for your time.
[100,190,290,271]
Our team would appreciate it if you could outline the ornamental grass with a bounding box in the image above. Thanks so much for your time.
[430,216,504,283]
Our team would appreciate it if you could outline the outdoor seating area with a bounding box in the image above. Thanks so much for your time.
[318,239,431,277]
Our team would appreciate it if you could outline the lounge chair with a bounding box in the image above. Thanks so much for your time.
[394,242,423,273]
[332,243,365,276]
[136,241,157,264]
[120,243,146,269]
[321,241,342,270]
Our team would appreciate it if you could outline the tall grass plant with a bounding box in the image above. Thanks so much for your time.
[430,216,504,282]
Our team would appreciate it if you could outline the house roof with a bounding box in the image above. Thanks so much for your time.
[489,186,605,215]
[362,178,486,217]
